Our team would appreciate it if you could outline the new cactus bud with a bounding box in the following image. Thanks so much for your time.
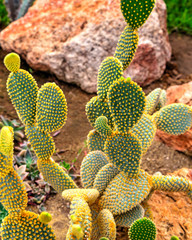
[39,212,52,224]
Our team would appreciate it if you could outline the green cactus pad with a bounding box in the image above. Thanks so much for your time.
[7,69,38,126]
[95,116,112,137]
[152,175,192,192]
[37,158,77,193]
[25,125,55,160]
[121,0,155,30]
[62,189,99,205]
[108,77,146,132]
[36,83,67,133]
[155,89,166,112]
[1,210,56,239]
[99,170,151,215]
[97,57,123,100]
[87,130,107,152]
[130,114,156,154]
[4,52,20,72]
[97,209,116,240]
[81,151,109,188]
[0,169,28,213]
[145,88,162,115]
[153,103,192,135]
[128,217,156,240]
[104,132,142,177]
[67,198,92,240]
[114,25,138,70]
[114,204,144,228]
[86,96,113,128]
[93,163,119,194]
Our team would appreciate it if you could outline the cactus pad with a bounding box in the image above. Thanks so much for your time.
[99,170,151,215]
[97,57,123,100]
[37,158,77,193]
[36,83,67,133]
[108,77,146,132]
[6,69,38,126]
[26,126,55,160]
[114,204,144,228]
[97,209,116,240]
[104,132,142,177]
[62,189,99,205]
[0,126,14,157]
[130,114,156,154]
[145,88,162,115]
[153,103,192,135]
[0,169,28,213]
[81,151,109,188]
[4,52,20,72]
[121,0,155,30]
[87,130,107,152]
[1,210,56,240]
[128,217,156,240]
[93,163,119,194]
[114,25,138,70]
[86,96,113,128]
[95,116,112,137]
[154,89,166,112]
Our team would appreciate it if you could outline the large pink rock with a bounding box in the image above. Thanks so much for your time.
[156,81,192,155]
[0,0,171,93]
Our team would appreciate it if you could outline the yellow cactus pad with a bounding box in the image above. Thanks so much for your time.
[7,69,38,126]
[114,205,144,228]
[62,189,99,205]
[25,126,55,160]
[99,170,151,215]
[130,114,156,154]
[1,210,56,239]
[87,130,107,152]
[97,57,123,100]
[114,25,138,70]
[108,77,146,132]
[4,52,20,72]
[0,126,14,157]
[104,132,142,177]
[0,169,28,213]
[36,83,67,133]
[81,151,109,189]
[39,212,52,224]
[97,209,116,240]
[37,158,77,193]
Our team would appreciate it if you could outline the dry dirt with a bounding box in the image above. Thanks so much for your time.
[0,32,192,240]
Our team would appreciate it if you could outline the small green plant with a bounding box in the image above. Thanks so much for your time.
[0,202,8,227]
[0,0,10,27]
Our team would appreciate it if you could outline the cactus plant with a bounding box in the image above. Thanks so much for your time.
[1,0,192,239]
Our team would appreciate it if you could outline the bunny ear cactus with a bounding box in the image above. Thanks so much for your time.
[4,52,77,193]
[0,127,56,240]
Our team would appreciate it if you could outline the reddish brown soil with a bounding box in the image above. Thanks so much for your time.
[0,32,192,240]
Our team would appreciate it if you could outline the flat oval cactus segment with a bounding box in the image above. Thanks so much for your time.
[37,158,77,193]
[86,96,113,128]
[7,69,38,126]
[99,170,151,215]
[114,204,144,228]
[130,114,156,154]
[0,126,13,157]
[25,125,55,160]
[1,210,56,240]
[4,52,20,72]
[36,83,67,133]
[95,116,112,137]
[153,103,192,135]
[80,151,109,189]
[114,25,138,70]
[128,217,156,240]
[155,89,166,112]
[93,163,119,194]
[104,132,142,177]
[0,169,28,214]
[121,0,155,30]
[108,77,146,132]
[145,88,162,115]
[87,130,107,152]
[97,209,116,240]
[97,57,123,100]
